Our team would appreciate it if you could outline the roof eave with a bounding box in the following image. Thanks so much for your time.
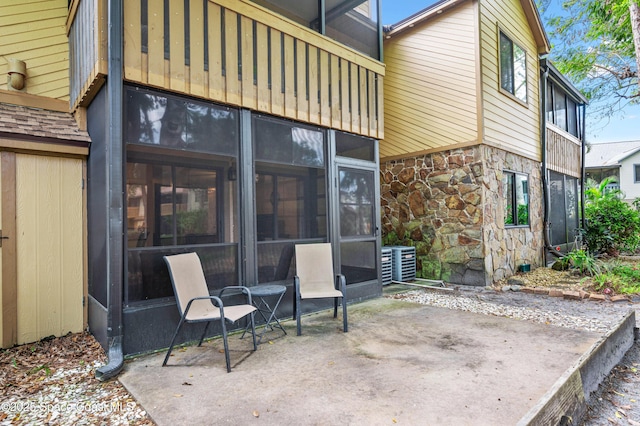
[520,0,550,54]
[384,0,463,39]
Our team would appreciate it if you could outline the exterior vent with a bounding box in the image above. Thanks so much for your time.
[381,247,392,285]
[390,246,416,282]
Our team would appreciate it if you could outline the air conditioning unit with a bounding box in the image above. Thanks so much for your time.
[381,247,392,285]
[390,246,416,282]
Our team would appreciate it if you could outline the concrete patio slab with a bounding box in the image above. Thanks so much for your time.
[118,297,633,425]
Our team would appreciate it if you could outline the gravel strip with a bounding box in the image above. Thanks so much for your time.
[0,332,154,426]
[386,286,635,334]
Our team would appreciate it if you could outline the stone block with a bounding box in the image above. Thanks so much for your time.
[534,288,549,295]
[588,294,606,301]
[521,287,535,294]
[549,289,564,297]
[611,295,630,303]
[445,195,465,210]
[562,291,581,300]
[398,167,415,184]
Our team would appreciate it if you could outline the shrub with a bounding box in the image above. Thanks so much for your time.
[592,260,640,294]
[563,249,600,276]
[584,193,640,255]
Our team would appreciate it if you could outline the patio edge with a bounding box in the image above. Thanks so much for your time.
[517,310,636,426]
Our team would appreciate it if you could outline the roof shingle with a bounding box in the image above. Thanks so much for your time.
[0,103,91,143]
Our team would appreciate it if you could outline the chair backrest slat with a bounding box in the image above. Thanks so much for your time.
[295,243,335,289]
[164,252,210,316]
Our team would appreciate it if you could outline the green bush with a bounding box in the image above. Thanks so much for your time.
[563,248,600,276]
[517,204,529,225]
[584,189,640,255]
[592,261,640,294]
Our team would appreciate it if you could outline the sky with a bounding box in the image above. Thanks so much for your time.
[380,0,640,144]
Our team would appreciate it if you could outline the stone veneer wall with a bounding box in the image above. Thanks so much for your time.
[380,147,485,285]
[380,145,543,286]
[482,145,543,283]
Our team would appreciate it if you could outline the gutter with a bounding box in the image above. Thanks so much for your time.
[96,0,125,381]
[580,104,587,229]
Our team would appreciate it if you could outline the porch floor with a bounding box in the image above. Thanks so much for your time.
[118,293,633,425]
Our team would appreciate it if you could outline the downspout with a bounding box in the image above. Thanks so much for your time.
[377,0,383,61]
[580,104,587,229]
[539,59,562,259]
[96,0,125,381]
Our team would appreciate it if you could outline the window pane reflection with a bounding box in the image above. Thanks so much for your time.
[554,89,567,131]
[339,169,374,237]
[253,115,327,242]
[174,167,219,245]
[513,44,527,102]
[499,31,527,103]
[254,116,325,167]
[125,86,238,155]
[127,158,232,248]
[515,173,529,225]
[499,33,513,94]
[255,166,326,240]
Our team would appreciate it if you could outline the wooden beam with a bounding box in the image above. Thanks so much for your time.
[0,90,68,113]
[0,137,89,158]
[1,152,17,348]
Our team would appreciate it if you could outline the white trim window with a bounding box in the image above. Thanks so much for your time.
[499,31,527,104]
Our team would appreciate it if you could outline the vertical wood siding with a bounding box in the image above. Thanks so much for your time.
[0,157,3,347]
[546,127,582,178]
[0,0,70,100]
[120,0,384,139]
[479,0,541,160]
[15,155,83,345]
[69,0,107,110]
[381,1,479,160]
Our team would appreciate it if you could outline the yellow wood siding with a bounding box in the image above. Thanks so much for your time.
[118,0,384,139]
[479,0,541,160]
[381,1,479,160]
[0,157,3,347]
[0,0,69,101]
[546,126,582,178]
[15,154,83,344]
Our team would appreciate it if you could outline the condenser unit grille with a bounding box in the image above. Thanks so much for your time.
[390,246,416,282]
[381,247,392,285]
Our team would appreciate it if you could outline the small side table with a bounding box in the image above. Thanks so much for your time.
[243,284,287,344]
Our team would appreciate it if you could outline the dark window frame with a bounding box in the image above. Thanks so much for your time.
[635,164,640,183]
[547,81,581,139]
[503,170,530,227]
